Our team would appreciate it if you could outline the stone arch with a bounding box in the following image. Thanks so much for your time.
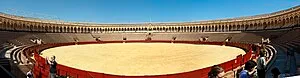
[36,23,41,32]
[2,21,7,30]
[44,25,49,32]
[171,27,175,32]
[207,26,211,32]
[176,27,180,32]
[231,25,235,31]
[58,27,62,33]
[206,26,209,32]
[83,27,87,33]
[265,22,270,29]
[274,20,278,28]
[261,22,266,29]
[153,27,157,31]
[89,27,93,33]
[31,23,36,31]
[236,25,241,30]
[115,28,118,31]
[253,23,257,30]
[214,25,218,31]
[71,27,75,33]
[75,27,79,33]
[21,23,26,31]
[4,20,9,30]
[295,16,299,24]
[90,27,94,32]
[180,27,183,32]
[204,25,209,32]
[12,22,17,30]
[200,26,203,32]
[66,27,70,33]
[0,20,3,30]
[289,16,295,24]
[81,27,84,33]
[228,25,232,31]
[38,24,43,32]
[195,26,198,32]
[175,27,179,32]
[243,24,248,30]
[271,21,275,29]
[7,21,12,30]
[39,24,45,32]
[73,27,76,33]
[50,25,54,32]
[67,26,71,33]
[221,25,225,32]
[187,26,191,32]
[79,27,83,33]
[29,24,34,31]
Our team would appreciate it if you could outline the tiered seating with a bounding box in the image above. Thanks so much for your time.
[230,33,261,43]
[33,33,55,43]
[0,31,28,44]
[2,27,299,77]
[73,33,94,41]
[0,44,13,58]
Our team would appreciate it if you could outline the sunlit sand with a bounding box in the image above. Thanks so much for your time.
[41,43,245,76]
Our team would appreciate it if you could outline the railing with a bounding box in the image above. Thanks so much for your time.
[27,40,260,78]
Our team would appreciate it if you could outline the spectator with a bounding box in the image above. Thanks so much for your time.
[46,56,57,78]
[257,51,266,78]
[26,70,33,78]
[208,65,225,78]
[271,67,284,78]
[204,37,209,42]
[73,38,79,45]
[240,60,257,78]
[36,39,42,44]
[261,38,270,44]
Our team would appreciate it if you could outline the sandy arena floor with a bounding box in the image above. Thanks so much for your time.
[40,43,245,76]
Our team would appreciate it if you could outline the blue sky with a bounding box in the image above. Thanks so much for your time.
[0,0,299,23]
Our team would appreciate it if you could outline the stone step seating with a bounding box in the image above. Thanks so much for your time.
[0,31,28,44]
[274,32,300,43]
[265,45,277,77]
[2,32,264,45]
[0,58,13,78]
[230,33,261,43]
[269,44,295,77]
[8,40,24,46]
[33,33,55,43]
[285,42,300,51]
[8,46,27,65]
[0,45,13,58]
[274,43,298,75]
[264,45,274,59]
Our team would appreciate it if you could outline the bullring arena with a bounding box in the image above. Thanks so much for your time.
[40,43,245,76]
[0,5,299,78]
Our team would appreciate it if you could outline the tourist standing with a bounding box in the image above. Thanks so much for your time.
[257,51,266,78]
[46,56,57,78]
[240,60,257,78]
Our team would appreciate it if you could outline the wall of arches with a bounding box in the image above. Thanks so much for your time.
[0,6,299,33]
